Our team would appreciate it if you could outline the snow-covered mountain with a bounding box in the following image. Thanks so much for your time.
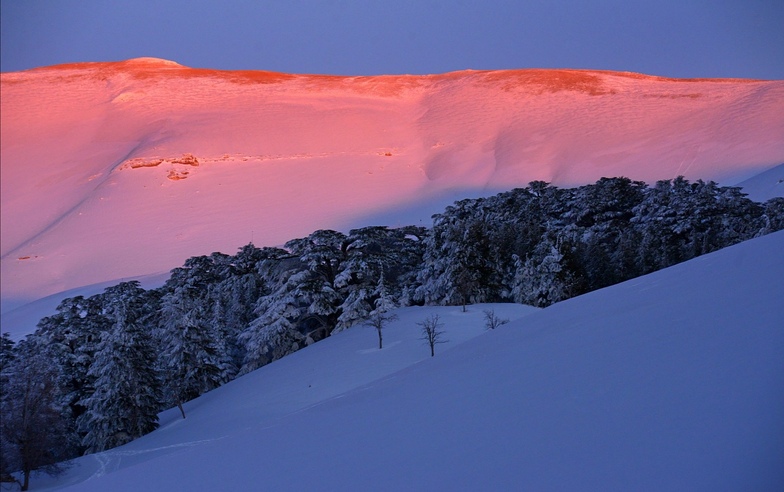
[23,229,783,491]
[2,58,783,318]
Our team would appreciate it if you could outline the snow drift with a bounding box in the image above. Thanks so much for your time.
[2,58,783,315]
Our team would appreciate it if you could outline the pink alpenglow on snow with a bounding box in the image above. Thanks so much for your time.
[2,58,783,314]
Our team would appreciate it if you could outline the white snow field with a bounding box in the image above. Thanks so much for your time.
[18,230,782,492]
[2,58,783,321]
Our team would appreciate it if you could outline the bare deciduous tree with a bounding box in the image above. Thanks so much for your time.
[483,309,509,330]
[366,311,398,349]
[1,351,70,491]
[418,315,447,357]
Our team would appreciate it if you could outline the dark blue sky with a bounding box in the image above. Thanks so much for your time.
[2,0,783,79]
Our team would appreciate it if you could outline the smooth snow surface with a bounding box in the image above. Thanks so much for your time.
[2,60,783,319]
[735,163,784,202]
[23,230,784,492]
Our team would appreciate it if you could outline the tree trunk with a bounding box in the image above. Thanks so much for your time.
[377,328,382,349]
[22,469,30,491]
[177,400,186,419]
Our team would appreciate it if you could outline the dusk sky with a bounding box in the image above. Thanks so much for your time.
[2,0,783,79]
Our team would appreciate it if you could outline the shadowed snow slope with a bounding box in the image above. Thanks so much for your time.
[30,230,784,492]
[736,163,784,202]
[2,60,783,316]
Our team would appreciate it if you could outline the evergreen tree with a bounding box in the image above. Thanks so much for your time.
[512,239,576,307]
[78,282,162,453]
[26,294,107,456]
[761,197,784,234]
[158,261,236,416]
[286,230,348,335]
[335,280,374,332]
[0,332,16,482]
[569,177,646,289]
[239,267,306,374]
[211,245,291,367]
[372,273,397,315]
[0,332,15,397]
[365,274,399,349]
[334,228,395,331]
[416,199,498,308]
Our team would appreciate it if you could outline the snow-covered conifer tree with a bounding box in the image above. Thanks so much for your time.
[364,273,399,349]
[78,282,162,453]
[28,294,107,455]
[158,262,236,416]
[512,239,574,308]
[239,267,306,374]
[285,230,348,335]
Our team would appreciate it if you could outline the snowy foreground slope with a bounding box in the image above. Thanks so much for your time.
[2,58,783,313]
[29,231,783,492]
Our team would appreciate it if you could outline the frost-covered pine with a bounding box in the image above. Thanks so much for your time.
[761,197,784,235]
[414,211,460,305]
[78,282,162,453]
[333,251,377,332]
[415,201,499,308]
[512,240,573,308]
[238,269,306,375]
[364,274,399,349]
[0,332,14,392]
[286,230,348,335]
[211,245,291,367]
[372,272,397,315]
[336,225,419,330]
[158,282,236,411]
[26,294,108,455]
[335,285,373,332]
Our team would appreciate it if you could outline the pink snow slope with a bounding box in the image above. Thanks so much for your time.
[2,58,783,313]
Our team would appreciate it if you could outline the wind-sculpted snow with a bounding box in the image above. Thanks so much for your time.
[1,59,783,314]
[29,230,784,491]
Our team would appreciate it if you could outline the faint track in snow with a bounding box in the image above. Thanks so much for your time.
[84,438,223,481]
[0,141,146,261]
[673,144,701,180]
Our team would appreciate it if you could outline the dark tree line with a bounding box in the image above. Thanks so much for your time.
[2,176,782,487]
[416,177,782,307]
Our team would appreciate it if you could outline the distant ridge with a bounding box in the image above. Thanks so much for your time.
[8,57,772,82]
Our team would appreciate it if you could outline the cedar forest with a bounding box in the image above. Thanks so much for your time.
[2,176,783,488]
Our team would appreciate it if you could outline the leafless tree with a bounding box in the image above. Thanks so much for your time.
[483,309,509,330]
[418,315,447,357]
[366,311,398,349]
[0,352,69,491]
